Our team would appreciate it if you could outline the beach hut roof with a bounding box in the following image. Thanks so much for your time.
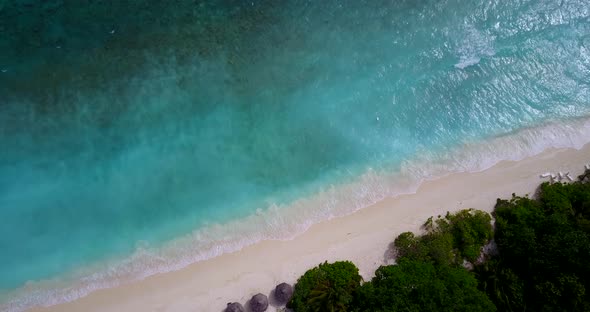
[274,282,294,304]
[249,293,269,312]
[225,302,245,312]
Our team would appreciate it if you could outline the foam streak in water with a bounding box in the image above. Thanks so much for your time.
[3,116,590,312]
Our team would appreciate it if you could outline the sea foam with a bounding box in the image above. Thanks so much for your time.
[3,116,590,312]
[2,1,590,311]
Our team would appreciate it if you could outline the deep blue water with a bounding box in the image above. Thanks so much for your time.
[1,0,590,309]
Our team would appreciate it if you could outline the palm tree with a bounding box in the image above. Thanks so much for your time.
[307,281,348,312]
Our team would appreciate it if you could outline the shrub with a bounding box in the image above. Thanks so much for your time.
[394,209,493,265]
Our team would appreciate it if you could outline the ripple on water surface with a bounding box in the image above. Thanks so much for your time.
[1,0,590,310]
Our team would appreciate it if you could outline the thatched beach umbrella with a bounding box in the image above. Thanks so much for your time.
[249,293,269,312]
[274,283,293,304]
[225,302,245,312]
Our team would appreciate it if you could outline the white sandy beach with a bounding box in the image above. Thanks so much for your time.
[32,144,590,312]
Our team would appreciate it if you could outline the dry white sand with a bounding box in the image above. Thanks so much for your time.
[33,144,590,312]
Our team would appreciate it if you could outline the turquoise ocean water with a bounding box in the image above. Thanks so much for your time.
[1,0,590,310]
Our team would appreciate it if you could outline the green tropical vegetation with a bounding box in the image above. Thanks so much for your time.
[287,261,362,312]
[394,208,493,266]
[353,258,495,312]
[286,169,590,311]
[476,180,590,312]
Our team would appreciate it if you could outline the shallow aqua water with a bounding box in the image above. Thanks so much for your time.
[1,0,590,308]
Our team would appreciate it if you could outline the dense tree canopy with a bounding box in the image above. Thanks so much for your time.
[287,170,590,311]
[287,261,362,312]
[353,259,495,312]
[477,180,590,311]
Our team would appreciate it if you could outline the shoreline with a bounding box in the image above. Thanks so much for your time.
[7,116,589,312]
[27,143,590,312]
